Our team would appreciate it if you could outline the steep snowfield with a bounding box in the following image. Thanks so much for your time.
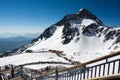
[28,26,64,50]
[26,19,119,62]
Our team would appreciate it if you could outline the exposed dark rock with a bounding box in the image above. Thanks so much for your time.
[116,30,120,36]
[56,8,103,26]
[55,14,77,26]
[31,25,57,43]
[40,25,57,39]
[96,27,104,33]
[103,27,110,35]
[104,30,116,41]
[26,50,33,53]
[82,23,98,36]
[62,22,80,44]
[115,36,120,44]
[77,8,98,19]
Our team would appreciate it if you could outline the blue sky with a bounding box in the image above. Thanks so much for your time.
[0,0,120,37]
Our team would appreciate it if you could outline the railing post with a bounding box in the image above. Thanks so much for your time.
[87,68,89,79]
[98,65,101,77]
[90,67,93,78]
[106,58,108,63]
[118,59,120,73]
[103,64,105,76]
[112,61,115,74]
[83,70,86,79]
[21,65,23,78]
[94,66,97,77]
[107,62,110,75]
[55,67,58,80]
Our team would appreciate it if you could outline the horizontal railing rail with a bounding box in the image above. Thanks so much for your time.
[31,51,120,80]
[1,51,120,80]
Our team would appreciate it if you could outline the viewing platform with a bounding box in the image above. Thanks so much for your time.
[0,51,120,80]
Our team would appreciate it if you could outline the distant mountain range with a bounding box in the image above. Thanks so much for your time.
[0,32,40,38]
[0,36,33,54]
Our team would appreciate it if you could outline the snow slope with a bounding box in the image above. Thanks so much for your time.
[0,52,71,69]
[26,20,120,62]
[25,8,120,62]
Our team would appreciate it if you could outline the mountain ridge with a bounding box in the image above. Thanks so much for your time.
[3,8,120,62]
[23,8,120,58]
[33,8,104,44]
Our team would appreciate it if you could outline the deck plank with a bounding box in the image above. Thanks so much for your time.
[10,77,23,80]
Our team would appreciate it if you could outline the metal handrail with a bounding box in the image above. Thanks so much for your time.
[32,51,120,79]
[2,51,118,79]
[32,51,120,78]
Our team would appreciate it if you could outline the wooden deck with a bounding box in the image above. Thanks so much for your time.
[84,74,120,80]
[10,77,23,80]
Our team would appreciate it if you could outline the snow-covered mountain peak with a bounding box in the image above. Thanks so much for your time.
[56,8,103,27]
[76,8,97,19]
[76,8,92,16]
[25,8,120,56]
[2,8,120,68]
[77,8,84,12]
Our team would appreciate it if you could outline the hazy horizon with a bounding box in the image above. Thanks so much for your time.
[0,32,40,38]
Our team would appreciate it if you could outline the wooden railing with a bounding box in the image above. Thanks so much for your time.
[1,51,120,80]
[30,51,120,80]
